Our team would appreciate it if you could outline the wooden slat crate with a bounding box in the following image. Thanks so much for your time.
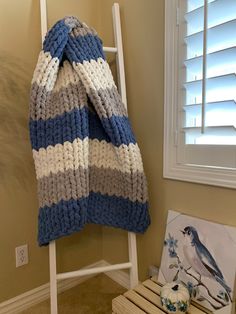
[112,277,208,314]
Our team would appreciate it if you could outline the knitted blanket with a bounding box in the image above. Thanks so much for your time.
[29,17,150,246]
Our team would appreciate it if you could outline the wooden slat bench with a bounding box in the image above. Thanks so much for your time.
[112,277,208,314]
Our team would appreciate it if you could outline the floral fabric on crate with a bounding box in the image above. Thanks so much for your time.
[29,17,150,246]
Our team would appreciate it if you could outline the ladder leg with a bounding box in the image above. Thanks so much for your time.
[112,3,139,289]
[128,232,139,288]
[49,241,58,314]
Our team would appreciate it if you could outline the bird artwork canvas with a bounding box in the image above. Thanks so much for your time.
[158,210,236,314]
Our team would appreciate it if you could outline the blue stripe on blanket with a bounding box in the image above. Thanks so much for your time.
[30,108,136,150]
[29,107,89,150]
[87,192,150,233]
[66,34,105,63]
[43,23,105,63]
[43,20,70,60]
[38,197,88,246]
[38,192,150,246]
[101,115,136,147]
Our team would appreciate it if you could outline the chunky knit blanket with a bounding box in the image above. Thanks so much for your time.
[29,17,150,246]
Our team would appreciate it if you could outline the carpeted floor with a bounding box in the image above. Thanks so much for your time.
[20,274,125,314]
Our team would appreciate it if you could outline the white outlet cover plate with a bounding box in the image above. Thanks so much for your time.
[15,244,28,267]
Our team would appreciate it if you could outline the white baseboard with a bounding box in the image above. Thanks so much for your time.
[0,260,129,314]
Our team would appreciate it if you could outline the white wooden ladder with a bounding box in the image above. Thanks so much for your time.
[39,1,139,313]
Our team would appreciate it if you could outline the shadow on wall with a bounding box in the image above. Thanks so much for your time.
[0,52,34,186]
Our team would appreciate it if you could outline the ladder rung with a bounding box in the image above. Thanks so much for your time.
[103,46,118,53]
[56,262,132,280]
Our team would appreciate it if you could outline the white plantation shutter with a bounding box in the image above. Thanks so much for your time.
[164,0,236,188]
[183,0,236,146]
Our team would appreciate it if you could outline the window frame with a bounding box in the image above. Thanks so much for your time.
[163,0,236,189]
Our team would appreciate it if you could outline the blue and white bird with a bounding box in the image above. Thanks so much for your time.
[181,226,231,296]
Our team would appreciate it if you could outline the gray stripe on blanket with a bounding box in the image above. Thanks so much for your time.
[38,166,147,207]
[30,83,127,120]
[89,86,128,118]
[89,166,148,203]
[30,81,87,120]
[38,167,89,207]
[70,22,97,38]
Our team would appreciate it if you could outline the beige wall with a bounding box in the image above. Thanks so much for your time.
[0,0,103,302]
[100,0,236,281]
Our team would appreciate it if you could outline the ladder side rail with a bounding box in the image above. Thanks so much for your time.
[39,0,58,312]
[40,0,47,44]
[112,3,127,109]
[112,3,139,289]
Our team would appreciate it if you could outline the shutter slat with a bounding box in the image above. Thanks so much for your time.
[184,46,236,81]
[183,126,236,145]
[184,73,236,103]
[187,0,215,13]
[186,0,236,36]
[184,101,236,128]
[185,18,236,58]
[185,45,236,62]
[184,126,236,131]
[184,99,236,108]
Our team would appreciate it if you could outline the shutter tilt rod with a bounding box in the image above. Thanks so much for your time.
[201,0,208,134]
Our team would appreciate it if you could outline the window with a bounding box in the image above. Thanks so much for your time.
[164,0,236,188]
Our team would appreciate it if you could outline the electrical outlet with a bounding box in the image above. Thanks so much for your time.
[15,244,28,267]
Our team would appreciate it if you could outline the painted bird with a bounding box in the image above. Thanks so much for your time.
[181,226,231,296]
